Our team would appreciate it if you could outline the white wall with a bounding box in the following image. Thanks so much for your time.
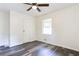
[0,11,9,46]
[10,11,36,47]
[36,5,79,51]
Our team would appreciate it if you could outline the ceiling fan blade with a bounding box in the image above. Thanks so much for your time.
[32,3,37,5]
[24,3,32,5]
[37,7,41,12]
[27,7,32,11]
[37,4,49,7]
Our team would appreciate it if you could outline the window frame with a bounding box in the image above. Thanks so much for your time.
[42,18,52,35]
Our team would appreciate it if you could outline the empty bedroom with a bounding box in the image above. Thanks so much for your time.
[0,3,79,56]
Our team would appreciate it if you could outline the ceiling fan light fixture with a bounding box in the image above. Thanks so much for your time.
[32,6,37,9]
[24,3,49,12]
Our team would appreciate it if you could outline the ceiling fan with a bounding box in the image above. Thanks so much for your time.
[24,3,49,12]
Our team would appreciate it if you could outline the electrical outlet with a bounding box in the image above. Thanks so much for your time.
[44,39,47,41]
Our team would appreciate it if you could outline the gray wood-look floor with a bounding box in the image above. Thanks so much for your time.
[0,41,79,56]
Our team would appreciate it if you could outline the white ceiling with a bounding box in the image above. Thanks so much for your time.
[0,3,77,17]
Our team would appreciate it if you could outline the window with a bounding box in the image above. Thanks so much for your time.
[42,18,52,35]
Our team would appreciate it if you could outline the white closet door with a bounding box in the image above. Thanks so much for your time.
[0,12,9,47]
[24,16,36,42]
[10,11,36,47]
[10,11,24,47]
